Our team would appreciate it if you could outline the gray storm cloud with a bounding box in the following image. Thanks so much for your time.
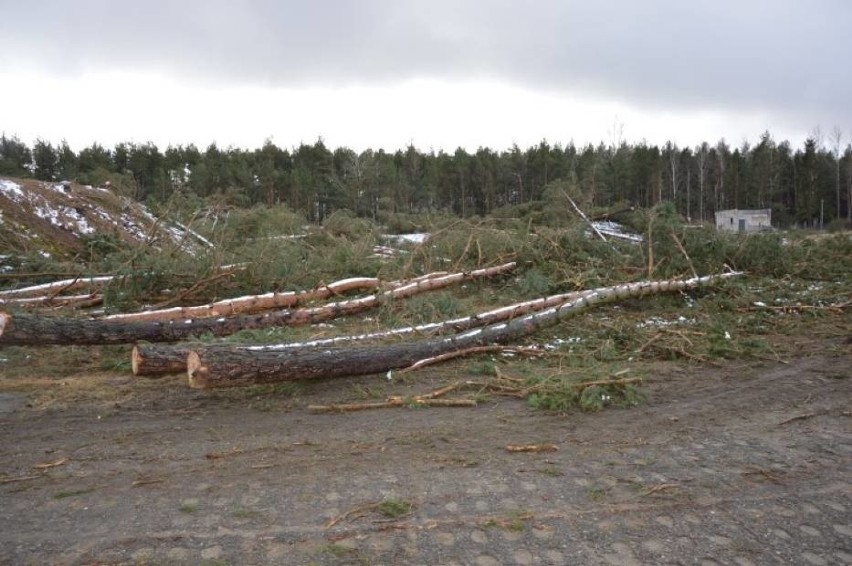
[1,0,849,130]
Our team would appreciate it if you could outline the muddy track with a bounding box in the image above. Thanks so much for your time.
[1,345,850,565]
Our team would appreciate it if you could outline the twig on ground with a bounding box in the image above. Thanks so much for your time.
[33,457,68,470]
[398,345,543,374]
[309,397,477,413]
[131,478,165,487]
[640,483,681,497]
[506,444,558,453]
[325,503,382,528]
[777,412,819,425]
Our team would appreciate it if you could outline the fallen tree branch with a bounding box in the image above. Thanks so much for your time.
[309,383,477,412]
[561,189,612,246]
[670,231,699,279]
[397,346,543,374]
[186,272,741,388]
[308,398,477,413]
[1,263,515,346]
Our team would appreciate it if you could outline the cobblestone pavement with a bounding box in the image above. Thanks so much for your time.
[1,353,849,564]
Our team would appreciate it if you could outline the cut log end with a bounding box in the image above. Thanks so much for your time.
[187,351,206,389]
[131,344,191,377]
[131,346,141,375]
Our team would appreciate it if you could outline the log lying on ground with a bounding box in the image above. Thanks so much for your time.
[0,263,515,346]
[0,276,114,299]
[186,272,741,388]
[132,288,593,376]
[106,271,453,323]
[102,276,382,323]
[0,293,103,309]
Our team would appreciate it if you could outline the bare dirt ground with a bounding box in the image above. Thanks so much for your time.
[1,333,850,565]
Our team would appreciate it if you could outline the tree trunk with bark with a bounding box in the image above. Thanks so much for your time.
[186,273,740,388]
[103,276,382,323]
[132,287,593,377]
[0,263,515,346]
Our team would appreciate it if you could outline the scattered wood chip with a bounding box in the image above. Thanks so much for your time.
[33,457,68,470]
[506,444,558,453]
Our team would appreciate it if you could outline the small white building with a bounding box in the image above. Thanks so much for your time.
[715,209,772,233]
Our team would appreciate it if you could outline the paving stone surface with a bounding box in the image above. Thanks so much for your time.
[1,353,849,564]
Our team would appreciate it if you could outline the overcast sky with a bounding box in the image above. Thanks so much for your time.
[1,0,849,152]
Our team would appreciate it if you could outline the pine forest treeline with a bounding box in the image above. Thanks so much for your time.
[2,131,851,227]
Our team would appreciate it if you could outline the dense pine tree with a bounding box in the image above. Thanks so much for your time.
[2,132,850,227]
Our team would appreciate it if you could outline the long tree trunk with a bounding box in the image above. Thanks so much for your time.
[0,276,114,299]
[132,288,594,376]
[0,263,515,346]
[0,293,102,308]
[186,273,740,388]
[102,276,383,323]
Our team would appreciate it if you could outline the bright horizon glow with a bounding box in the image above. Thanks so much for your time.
[0,70,809,153]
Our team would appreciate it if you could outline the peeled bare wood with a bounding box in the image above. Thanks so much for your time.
[186,273,740,388]
[0,293,103,308]
[133,286,587,377]
[103,276,382,323]
[0,276,114,299]
[108,271,453,324]
[257,289,596,350]
[0,263,515,346]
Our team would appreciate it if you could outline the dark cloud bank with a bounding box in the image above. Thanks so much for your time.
[1,0,849,133]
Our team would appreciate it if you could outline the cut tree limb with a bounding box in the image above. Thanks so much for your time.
[0,263,515,346]
[186,272,740,388]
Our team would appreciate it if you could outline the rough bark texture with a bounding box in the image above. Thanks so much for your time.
[187,273,740,388]
[131,345,189,377]
[103,277,382,323]
[133,288,590,377]
[0,263,515,346]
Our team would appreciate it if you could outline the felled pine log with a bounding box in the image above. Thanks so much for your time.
[0,263,515,346]
[131,287,594,377]
[104,276,388,323]
[0,276,114,299]
[185,272,741,388]
[0,293,103,309]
